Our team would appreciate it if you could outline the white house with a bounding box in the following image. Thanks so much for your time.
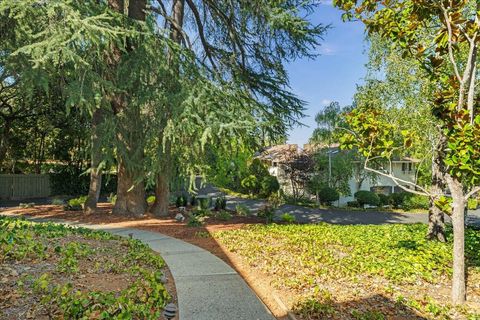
[256,144,418,206]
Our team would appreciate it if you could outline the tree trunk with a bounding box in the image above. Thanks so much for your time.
[150,0,184,216]
[427,147,446,242]
[151,172,170,216]
[448,177,466,304]
[113,159,147,216]
[84,108,104,214]
[0,119,11,170]
[107,0,148,216]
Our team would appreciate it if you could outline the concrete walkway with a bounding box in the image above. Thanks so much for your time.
[3,215,274,320]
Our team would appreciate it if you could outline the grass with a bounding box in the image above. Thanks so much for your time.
[0,217,172,319]
[215,223,480,319]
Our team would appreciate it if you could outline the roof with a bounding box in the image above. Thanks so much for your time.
[255,144,300,162]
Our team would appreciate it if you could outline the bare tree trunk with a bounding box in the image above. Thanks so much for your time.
[151,170,170,216]
[84,108,104,214]
[113,159,147,216]
[447,176,466,304]
[427,144,446,242]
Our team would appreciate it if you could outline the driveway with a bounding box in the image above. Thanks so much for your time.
[198,185,480,226]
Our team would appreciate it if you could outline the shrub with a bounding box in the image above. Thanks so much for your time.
[260,175,280,197]
[235,204,250,216]
[354,191,380,207]
[197,197,210,210]
[390,192,409,209]
[214,197,227,211]
[187,216,203,227]
[403,195,429,211]
[377,193,390,207]
[192,208,211,217]
[346,200,360,208]
[317,186,340,205]
[216,211,232,221]
[258,205,275,223]
[64,196,87,211]
[146,195,156,205]
[175,195,188,208]
[280,213,296,223]
[241,175,259,195]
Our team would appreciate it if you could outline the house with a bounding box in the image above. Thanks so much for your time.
[256,143,419,206]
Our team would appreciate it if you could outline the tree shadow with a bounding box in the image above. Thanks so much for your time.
[293,293,427,319]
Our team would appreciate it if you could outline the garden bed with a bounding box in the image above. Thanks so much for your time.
[0,216,176,319]
[215,223,480,319]
[4,203,479,319]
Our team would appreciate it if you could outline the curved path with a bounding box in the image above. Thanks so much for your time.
[3,215,274,320]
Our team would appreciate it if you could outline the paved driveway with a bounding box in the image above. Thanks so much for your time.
[198,185,480,226]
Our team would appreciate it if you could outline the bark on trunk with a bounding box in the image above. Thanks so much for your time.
[150,0,184,216]
[113,159,147,216]
[84,108,104,214]
[427,147,446,242]
[0,119,11,170]
[151,172,170,216]
[449,177,466,304]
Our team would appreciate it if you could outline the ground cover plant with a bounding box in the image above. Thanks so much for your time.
[0,217,173,319]
[215,223,480,319]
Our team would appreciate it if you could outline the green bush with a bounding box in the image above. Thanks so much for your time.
[468,198,478,210]
[49,167,117,196]
[187,216,203,227]
[260,175,280,197]
[280,213,296,223]
[403,195,429,211]
[377,193,390,207]
[241,175,259,194]
[354,191,380,207]
[146,195,156,205]
[175,195,188,207]
[235,204,250,216]
[197,196,211,210]
[317,186,339,205]
[216,211,232,221]
[346,200,360,208]
[214,196,227,211]
[64,196,87,211]
[258,205,275,223]
[390,192,409,209]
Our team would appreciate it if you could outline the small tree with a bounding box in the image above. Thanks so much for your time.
[335,0,480,304]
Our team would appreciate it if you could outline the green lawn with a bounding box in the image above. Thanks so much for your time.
[215,223,480,319]
[0,217,171,319]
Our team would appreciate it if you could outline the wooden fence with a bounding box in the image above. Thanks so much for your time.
[0,174,51,200]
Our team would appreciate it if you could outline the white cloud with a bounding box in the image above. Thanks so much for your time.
[318,44,337,56]
[321,99,332,105]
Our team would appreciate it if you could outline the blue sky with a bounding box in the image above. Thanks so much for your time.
[285,1,368,146]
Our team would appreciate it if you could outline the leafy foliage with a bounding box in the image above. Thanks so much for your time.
[0,217,171,318]
[215,223,480,318]
[317,186,340,206]
[354,191,380,208]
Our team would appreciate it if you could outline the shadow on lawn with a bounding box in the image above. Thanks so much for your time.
[294,293,427,319]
